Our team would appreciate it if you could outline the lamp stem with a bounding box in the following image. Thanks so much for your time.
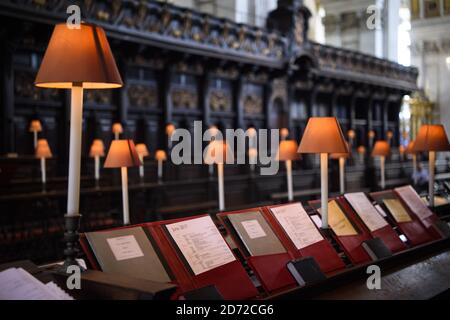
[94,156,100,181]
[339,157,345,194]
[67,85,83,216]
[218,163,225,211]
[115,132,119,140]
[40,157,46,185]
[33,131,38,149]
[429,151,436,207]
[121,166,130,225]
[209,164,214,176]
[139,155,144,178]
[285,160,293,202]
[320,153,329,229]
[158,159,163,179]
[168,135,172,149]
[412,154,417,177]
[380,155,385,189]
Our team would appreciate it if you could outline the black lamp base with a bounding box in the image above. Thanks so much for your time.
[57,213,83,273]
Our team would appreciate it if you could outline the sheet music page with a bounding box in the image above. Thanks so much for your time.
[0,268,60,300]
[241,219,267,239]
[319,201,358,236]
[395,185,433,221]
[106,235,145,261]
[166,216,236,275]
[383,198,412,223]
[271,203,324,250]
[345,192,388,232]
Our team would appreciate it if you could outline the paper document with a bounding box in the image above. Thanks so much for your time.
[166,216,236,275]
[271,203,324,250]
[345,192,388,232]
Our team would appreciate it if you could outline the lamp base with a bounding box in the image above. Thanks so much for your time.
[59,213,83,272]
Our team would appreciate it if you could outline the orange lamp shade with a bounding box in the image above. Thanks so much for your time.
[347,129,355,139]
[112,123,123,134]
[247,127,257,138]
[298,117,349,154]
[412,124,450,152]
[29,120,42,132]
[368,130,375,138]
[387,130,393,139]
[372,140,390,156]
[248,147,258,158]
[277,140,300,161]
[357,145,366,154]
[104,140,141,168]
[135,143,150,157]
[166,124,176,136]
[330,142,350,159]
[204,140,232,164]
[280,128,289,139]
[89,139,105,157]
[35,139,52,158]
[35,23,122,89]
[155,150,167,161]
[405,141,416,154]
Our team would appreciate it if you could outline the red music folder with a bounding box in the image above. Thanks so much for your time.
[369,190,434,246]
[394,185,444,240]
[308,198,371,265]
[217,207,297,294]
[80,217,258,300]
[342,193,407,253]
[264,203,345,274]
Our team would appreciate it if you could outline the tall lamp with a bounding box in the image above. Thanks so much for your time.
[280,128,289,141]
[205,140,231,211]
[166,124,176,149]
[405,140,417,177]
[330,144,350,195]
[277,140,300,202]
[135,143,149,180]
[372,140,390,190]
[357,145,366,163]
[35,139,52,187]
[298,117,348,229]
[155,150,167,181]
[368,130,375,149]
[412,124,450,207]
[89,139,105,182]
[347,129,355,150]
[104,140,140,225]
[112,123,123,140]
[248,147,258,173]
[35,22,123,268]
[29,120,42,149]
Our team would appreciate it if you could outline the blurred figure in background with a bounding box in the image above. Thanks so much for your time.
[412,162,429,193]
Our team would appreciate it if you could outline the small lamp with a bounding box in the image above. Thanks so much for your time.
[368,130,376,148]
[35,139,52,186]
[280,128,289,141]
[247,127,257,148]
[35,22,123,268]
[347,129,355,149]
[89,139,105,182]
[166,124,176,149]
[412,124,450,207]
[387,130,394,145]
[357,145,366,162]
[405,140,417,176]
[135,143,150,180]
[204,140,232,211]
[372,140,390,189]
[208,126,220,176]
[29,120,42,149]
[112,123,123,140]
[104,140,140,225]
[248,147,258,173]
[330,143,350,195]
[155,150,167,180]
[399,145,406,161]
[298,117,348,228]
[277,140,300,202]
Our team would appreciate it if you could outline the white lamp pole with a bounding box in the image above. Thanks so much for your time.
[429,151,436,207]
[339,157,345,194]
[158,159,163,180]
[320,153,329,228]
[139,154,144,179]
[33,131,38,149]
[217,162,225,211]
[121,166,130,225]
[94,155,100,181]
[40,157,46,185]
[380,155,386,189]
[285,159,293,202]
